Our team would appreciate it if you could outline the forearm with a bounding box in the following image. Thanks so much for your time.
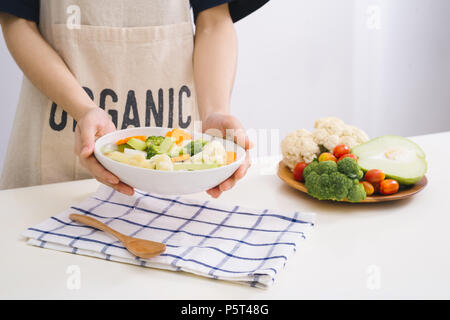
[0,14,96,121]
[193,4,237,122]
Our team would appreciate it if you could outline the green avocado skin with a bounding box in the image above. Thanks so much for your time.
[351,135,427,186]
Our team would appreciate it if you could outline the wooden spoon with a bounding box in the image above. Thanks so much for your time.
[69,214,166,259]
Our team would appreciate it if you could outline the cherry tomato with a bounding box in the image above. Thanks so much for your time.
[372,182,381,194]
[379,179,399,195]
[293,162,308,182]
[333,144,350,159]
[365,169,385,185]
[318,152,337,163]
[338,153,358,162]
[360,181,374,196]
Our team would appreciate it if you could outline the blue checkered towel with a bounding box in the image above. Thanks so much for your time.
[22,185,315,289]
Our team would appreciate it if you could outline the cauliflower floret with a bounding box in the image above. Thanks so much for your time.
[185,151,203,164]
[202,140,227,165]
[338,136,359,149]
[312,129,340,152]
[312,117,369,152]
[314,117,346,135]
[149,154,174,171]
[281,129,320,170]
[184,140,227,165]
[346,125,369,143]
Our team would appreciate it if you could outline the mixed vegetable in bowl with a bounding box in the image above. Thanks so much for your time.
[101,128,237,171]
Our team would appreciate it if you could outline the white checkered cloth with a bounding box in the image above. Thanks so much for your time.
[22,185,315,289]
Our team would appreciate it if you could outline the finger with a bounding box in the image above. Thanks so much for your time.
[79,123,98,158]
[209,150,251,194]
[233,164,249,181]
[234,151,251,180]
[221,163,247,191]
[217,157,250,192]
[222,116,253,150]
[81,156,134,196]
[232,128,253,151]
[74,125,87,156]
[101,180,135,196]
[100,120,117,136]
[217,159,250,192]
[218,176,237,192]
[206,186,222,198]
[80,155,120,185]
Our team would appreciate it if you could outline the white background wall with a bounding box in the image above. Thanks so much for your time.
[231,0,450,139]
[1,0,449,171]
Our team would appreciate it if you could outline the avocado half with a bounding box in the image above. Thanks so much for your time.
[351,135,427,185]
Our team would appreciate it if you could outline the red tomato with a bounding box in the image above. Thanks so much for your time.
[333,144,350,159]
[379,179,399,195]
[365,169,385,185]
[338,153,358,162]
[293,162,308,182]
[360,181,375,196]
[372,182,381,194]
[318,152,337,163]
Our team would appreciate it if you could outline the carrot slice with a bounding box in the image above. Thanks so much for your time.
[226,151,236,164]
[171,154,190,163]
[116,135,146,145]
[170,128,192,146]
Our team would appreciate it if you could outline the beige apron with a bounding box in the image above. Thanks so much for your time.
[1,0,199,189]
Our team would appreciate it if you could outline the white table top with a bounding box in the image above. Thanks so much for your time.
[1,132,449,299]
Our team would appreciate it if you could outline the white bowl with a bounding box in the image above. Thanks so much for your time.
[94,127,245,195]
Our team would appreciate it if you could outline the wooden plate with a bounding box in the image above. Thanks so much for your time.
[277,161,428,203]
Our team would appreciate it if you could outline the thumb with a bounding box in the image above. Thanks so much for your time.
[79,124,97,158]
[222,116,254,150]
[233,128,253,150]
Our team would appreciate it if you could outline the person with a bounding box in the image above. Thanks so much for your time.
[0,0,269,198]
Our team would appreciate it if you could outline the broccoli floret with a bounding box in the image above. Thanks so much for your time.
[305,171,352,201]
[337,157,363,180]
[304,159,366,202]
[184,139,205,156]
[303,161,319,179]
[146,136,165,148]
[347,182,367,203]
[317,174,334,200]
[317,160,338,175]
[145,136,166,159]
[329,172,351,201]
[305,171,321,198]
[146,144,159,159]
